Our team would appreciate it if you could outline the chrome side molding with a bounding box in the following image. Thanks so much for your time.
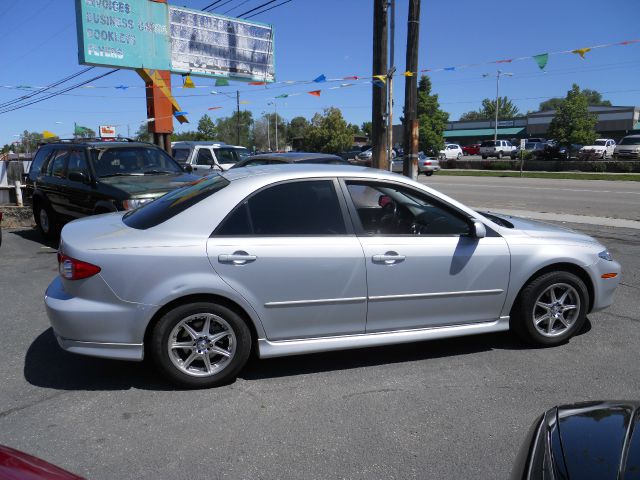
[257,316,510,358]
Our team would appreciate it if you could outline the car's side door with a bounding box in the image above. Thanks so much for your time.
[64,149,95,218]
[341,179,510,333]
[206,179,367,341]
[39,149,70,216]
[607,140,616,156]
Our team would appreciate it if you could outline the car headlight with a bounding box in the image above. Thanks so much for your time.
[598,250,613,261]
[122,197,154,210]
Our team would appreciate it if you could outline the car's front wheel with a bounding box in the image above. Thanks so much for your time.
[511,271,588,347]
[425,171,434,176]
[150,302,252,388]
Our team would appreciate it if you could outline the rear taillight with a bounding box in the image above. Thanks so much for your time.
[57,253,101,280]
[424,161,432,165]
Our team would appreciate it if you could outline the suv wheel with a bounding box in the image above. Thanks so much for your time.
[150,302,252,388]
[511,271,588,347]
[34,201,58,240]
[497,151,503,159]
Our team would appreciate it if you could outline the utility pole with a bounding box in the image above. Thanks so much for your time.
[402,0,420,179]
[386,0,395,171]
[372,0,388,169]
[492,70,513,141]
[236,90,241,145]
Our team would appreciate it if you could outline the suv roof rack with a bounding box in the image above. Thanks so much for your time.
[38,138,156,146]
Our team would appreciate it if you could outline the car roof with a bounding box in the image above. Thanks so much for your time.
[248,152,343,162]
[42,141,160,149]
[171,141,227,146]
[221,163,393,182]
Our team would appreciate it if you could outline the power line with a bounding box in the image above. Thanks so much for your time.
[202,0,226,11]
[0,69,118,115]
[245,0,292,18]
[0,67,95,109]
[222,0,253,14]
[237,0,278,17]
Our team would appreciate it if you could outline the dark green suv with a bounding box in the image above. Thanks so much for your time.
[26,139,199,239]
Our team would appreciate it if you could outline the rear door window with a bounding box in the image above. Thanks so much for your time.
[46,150,69,178]
[66,150,89,180]
[28,147,53,181]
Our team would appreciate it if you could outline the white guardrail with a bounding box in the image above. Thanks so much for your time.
[0,161,31,205]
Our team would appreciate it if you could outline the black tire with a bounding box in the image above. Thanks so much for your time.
[456,153,462,160]
[425,171,434,176]
[150,302,252,388]
[511,271,589,347]
[34,200,58,240]
[497,151,503,159]
[481,155,487,159]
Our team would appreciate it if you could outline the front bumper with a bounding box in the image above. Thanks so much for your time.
[44,276,153,361]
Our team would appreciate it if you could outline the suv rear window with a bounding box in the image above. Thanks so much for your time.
[123,175,230,229]
[480,141,496,147]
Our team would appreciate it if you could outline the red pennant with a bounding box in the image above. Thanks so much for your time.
[420,69,431,72]
[343,76,359,80]
[495,59,513,63]
[208,107,222,110]
[248,81,266,86]
[308,90,321,97]
[619,40,639,45]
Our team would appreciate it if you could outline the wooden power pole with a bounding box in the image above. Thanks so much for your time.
[402,0,420,179]
[372,0,388,169]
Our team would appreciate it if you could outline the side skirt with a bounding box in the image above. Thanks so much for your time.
[257,316,510,359]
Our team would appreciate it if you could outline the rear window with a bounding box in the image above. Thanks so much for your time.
[619,137,640,145]
[172,148,190,163]
[480,141,496,147]
[122,175,230,229]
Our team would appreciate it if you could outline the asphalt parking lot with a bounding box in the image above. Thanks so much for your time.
[1,178,639,479]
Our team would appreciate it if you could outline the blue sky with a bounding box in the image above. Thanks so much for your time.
[1,0,639,145]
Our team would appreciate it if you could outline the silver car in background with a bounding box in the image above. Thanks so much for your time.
[391,154,440,176]
[45,165,621,388]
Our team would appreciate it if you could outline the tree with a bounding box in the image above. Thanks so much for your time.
[197,114,216,140]
[215,111,253,146]
[301,107,353,153]
[415,76,449,156]
[287,116,309,144]
[539,87,611,111]
[171,130,200,141]
[547,84,598,146]
[459,97,521,121]
[14,130,44,153]
[134,124,152,142]
[360,121,373,140]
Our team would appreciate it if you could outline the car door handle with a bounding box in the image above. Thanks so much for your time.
[218,251,257,265]
[372,252,405,265]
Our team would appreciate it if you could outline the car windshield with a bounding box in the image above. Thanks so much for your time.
[480,141,496,147]
[92,147,182,177]
[123,175,230,229]
[214,147,249,164]
[619,137,640,145]
[236,148,250,161]
[172,148,190,163]
[594,140,607,146]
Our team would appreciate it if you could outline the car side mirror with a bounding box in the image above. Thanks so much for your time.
[184,164,193,173]
[68,171,87,183]
[471,220,486,239]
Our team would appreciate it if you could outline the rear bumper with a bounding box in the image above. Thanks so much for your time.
[44,276,152,361]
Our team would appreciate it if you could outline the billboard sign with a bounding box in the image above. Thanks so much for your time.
[75,0,275,82]
[99,125,117,138]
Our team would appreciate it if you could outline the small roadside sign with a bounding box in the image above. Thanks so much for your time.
[520,139,526,149]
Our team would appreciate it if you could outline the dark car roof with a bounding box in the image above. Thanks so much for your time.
[41,141,160,149]
[248,152,344,162]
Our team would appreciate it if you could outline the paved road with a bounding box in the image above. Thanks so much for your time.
[421,175,640,222]
[0,202,639,479]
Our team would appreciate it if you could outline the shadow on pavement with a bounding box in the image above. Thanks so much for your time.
[11,228,59,250]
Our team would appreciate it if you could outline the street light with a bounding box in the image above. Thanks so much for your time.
[484,71,513,142]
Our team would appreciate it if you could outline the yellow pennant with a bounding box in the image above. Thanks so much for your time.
[572,47,591,59]
[183,75,196,88]
[373,75,386,84]
[43,130,56,139]
[403,71,414,77]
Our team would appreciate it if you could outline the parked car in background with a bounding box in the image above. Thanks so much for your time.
[479,140,517,159]
[232,152,350,168]
[579,138,616,159]
[462,144,480,156]
[46,164,620,388]
[526,137,546,144]
[354,147,373,166]
[512,401,640,480]
[391,153,440,176]
[0,445,84,479]
[26,139,198,239]
[439,143,463,160]
[340,146,366,162]
[171,141,250,174]
[519,141,546,158]
[613,134,640,159]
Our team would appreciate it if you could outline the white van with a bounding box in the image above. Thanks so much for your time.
[171,141,250,174]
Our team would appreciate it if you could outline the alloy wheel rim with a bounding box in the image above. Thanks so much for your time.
[532,283,580,337]
[39,208,49,233]
[167,313,236,377]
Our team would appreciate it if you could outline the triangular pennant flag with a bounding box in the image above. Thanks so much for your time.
[43,130,56,139]
[208,106,222,110]
[307,90,321,97]
[420,69,431,72]
[373,75,386,83]
[174,111,188,116]
[248,81,266,85]
[210,90,218,95]
[403,71,414,77]
[619,40,639,46]
[495,59,513,64]
[340,83,353,87]
[572,47,591,59]
[74,124,88,135]
[343,76,359,80]
[275,94,289,98]
[215,78,229,87]
[533,53,549,70]
[115,85,128,90]
[313,74,326,83]
[444,67,455,71]
[183,75,195,88]
[372,80,385,87]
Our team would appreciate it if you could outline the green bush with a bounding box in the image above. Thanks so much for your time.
[591,162,606,172]
[446,159,457,169]
[616,161,633,173]
[520,150,534,161]
[489,161,512,170]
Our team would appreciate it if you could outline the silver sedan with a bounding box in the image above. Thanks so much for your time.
[45,165,621,387]
[391,154,440,176]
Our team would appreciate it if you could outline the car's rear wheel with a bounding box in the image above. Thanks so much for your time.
[456,153,462,160]
[511,271,588,347]
[497,151,503,159]
[481,155,487,159]
[150,302,252,388]
[425,171,433,176]
[34,201,58,240]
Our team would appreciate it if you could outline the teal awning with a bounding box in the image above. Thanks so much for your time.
[444,127,525,137]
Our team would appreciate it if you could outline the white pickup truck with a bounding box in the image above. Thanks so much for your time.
[479,140,517,159]
[171,141,250,175]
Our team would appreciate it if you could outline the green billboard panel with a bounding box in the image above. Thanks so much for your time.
[75,0,171,71]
